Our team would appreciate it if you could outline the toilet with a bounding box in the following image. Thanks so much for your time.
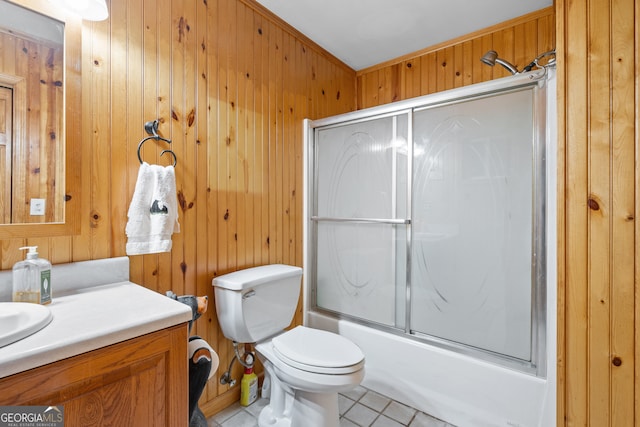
[212,264,365,427]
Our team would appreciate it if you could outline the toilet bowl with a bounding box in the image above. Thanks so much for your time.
[212,265,365,427]
[255,326,364,427]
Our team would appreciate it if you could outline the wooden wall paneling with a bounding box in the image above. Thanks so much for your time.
[1,240,22,271]
[48,235,71,266]
[355,7,555,105]
[154,0,174,297]
[122,0,144,280]
[514,20,534,75]
[236,2,249,270]
[88,18,111,260]
[502,26,516,76]
[318,55,330,119]
[110,0,132,266]
[636,0,640,415]
[558,0,638,422]
[435,47,450,92]
[193,0,211,340]
[180,0,199,299]
[385,64,401,104]
[403,58,420,100]
[293,38,308,268]
[134,0,155,290]
[478,34,494,83]
[587,1,612,424]
[168,0,185,298]
[245,4,258,269]
[216,0,235,274]
[537,13,555,57]
[256,14,269,267]
[127,0,154,284]
[561,0,589,421]
[71,23,92,262]
[223,0,238,275]
[452,43,463,88]
[469,38,483,84]
[203,0,220,407]
[286,32,297,266]
[269,20,282,265]
[214,0,235,401]
[461,41,473,87]
[420,52,436,96]
[291,38,301,269]
[609,0,636,423]
[358,71,377,110]
[266,17,276,265]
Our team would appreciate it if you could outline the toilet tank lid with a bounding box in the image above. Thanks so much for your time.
[212,264,302,291]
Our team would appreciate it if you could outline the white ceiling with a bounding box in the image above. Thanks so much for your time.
[255,0,552,71]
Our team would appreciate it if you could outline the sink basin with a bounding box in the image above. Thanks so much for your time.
[0,302,52,348]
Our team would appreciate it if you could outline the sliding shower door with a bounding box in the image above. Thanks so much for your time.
[308,71,548,373]
[411,89,538,361]
[313,113,409,327]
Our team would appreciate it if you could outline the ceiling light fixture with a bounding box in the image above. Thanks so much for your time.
[52,0,109,21]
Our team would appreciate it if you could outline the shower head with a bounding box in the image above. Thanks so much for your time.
[480,50,519,75]
[480,50,498,66]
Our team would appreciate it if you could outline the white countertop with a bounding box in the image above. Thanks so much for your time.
[0,258,192,379]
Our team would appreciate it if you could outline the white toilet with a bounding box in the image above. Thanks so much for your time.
[212,264,365,427]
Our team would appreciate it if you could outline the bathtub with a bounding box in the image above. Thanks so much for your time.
[307,307,556,427]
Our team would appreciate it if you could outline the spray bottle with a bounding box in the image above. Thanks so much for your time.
[240,353,258,406]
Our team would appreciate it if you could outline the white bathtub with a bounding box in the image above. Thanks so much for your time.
[307,309,556,427]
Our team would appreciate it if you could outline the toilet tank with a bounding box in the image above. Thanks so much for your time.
[212,264,303,343]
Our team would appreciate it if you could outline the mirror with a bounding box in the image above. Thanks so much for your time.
[0,0,80,238]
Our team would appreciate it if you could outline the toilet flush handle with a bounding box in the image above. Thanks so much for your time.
[242,290,256,300]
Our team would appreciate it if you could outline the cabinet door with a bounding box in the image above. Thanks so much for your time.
[0,324,189,427]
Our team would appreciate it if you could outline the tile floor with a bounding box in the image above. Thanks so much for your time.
[207,385,456,427]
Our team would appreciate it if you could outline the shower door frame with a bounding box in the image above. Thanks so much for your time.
[304,69,550,377]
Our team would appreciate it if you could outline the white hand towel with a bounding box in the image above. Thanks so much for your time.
[126,162,180,255]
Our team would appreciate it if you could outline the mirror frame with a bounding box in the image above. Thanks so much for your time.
[0,0,81,238]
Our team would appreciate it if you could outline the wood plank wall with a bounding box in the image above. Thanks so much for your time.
[0,0,355,415]
[356,7,555,108]
[557,0,638,425]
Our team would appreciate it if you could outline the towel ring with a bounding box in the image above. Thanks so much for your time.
[137,120,177,167]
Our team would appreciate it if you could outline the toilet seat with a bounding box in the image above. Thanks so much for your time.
[272,326,364,375]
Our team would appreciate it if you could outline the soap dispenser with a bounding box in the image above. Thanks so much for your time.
[12,246,52,305]
[12,246,40,303]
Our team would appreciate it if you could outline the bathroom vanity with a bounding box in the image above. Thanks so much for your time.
[0,257,192,426]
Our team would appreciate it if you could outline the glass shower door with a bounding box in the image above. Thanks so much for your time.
[313,113,409,328]
[411,88,536,361]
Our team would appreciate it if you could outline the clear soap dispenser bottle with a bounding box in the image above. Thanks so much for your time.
[12,246,40,303]
[12,246,51,304]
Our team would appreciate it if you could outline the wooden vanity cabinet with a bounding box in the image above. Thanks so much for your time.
[0,324,189,426]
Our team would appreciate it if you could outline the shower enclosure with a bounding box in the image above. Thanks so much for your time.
[304,69,556,426]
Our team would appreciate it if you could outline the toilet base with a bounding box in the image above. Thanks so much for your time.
[258,390,339,427]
